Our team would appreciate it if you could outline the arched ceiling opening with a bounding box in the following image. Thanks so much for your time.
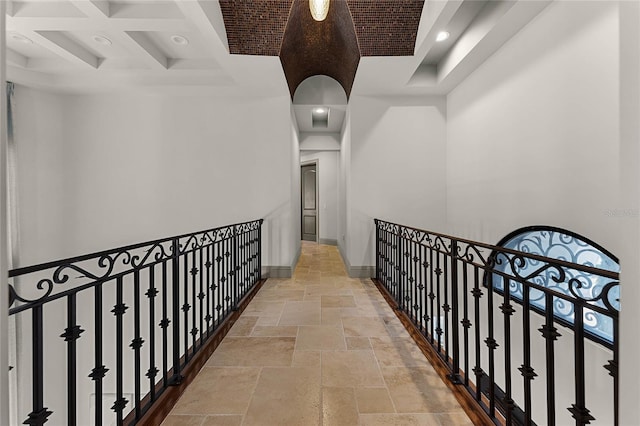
[219,0,425,100]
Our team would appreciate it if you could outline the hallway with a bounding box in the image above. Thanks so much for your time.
[161,242,471,426]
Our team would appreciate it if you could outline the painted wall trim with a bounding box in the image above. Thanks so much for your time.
[338,242,374,278]
[262,245,301,279]
[0,3,10,422]
[319,238,338,246]
[264,266,293,278]
[290,245,301,271]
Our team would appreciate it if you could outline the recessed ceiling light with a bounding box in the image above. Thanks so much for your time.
[436,31,450,42]
[171,35,189,46]
[92,35,112,46]
[309,0,330,22]
[313,107,327,114]
[10,33,33,44]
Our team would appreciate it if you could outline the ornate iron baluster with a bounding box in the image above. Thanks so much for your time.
[25,305,52,426]
[170,237,182,385]
[520,284,536,426]
[569,303,595,425]
[147,265,158,403]
[61,293,83,426]
[501,277,515,424]
[112,276,128,424]
[449,239,460,383]
[132,270,143,420]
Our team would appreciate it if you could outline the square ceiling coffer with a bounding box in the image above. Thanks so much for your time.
[312,107,329,128]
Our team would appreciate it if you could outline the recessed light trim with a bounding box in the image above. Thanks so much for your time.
[436,31,450,42]
[312,106,330,128]
[92,35,112,46]
[10,33,33,44]
[171,35,189,46]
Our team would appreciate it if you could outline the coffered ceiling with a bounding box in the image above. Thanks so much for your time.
[5,0,552,102]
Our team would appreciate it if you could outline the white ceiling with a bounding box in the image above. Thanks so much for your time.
[5,0,552,130]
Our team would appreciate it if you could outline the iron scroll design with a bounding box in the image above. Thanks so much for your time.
[374,218,620,426]
[374,219,620,327]
[487,226,620,345]
[8,219,264,313]
[7,218,264,426]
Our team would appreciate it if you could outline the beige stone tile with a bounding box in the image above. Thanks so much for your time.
[292,350,321,367]
[254,315,280,326]
[322,350,385,387]
[254,288,305,301]
[321,308,344,326]
[243,300,285,317]
[435,412,473,426]
[201,415,243,426]
[251,325,298,337]
[346,336,372,350]
[382,316,411,337]
[297,325,346,350]
[305,285,352,298]
[243,367,321,426]
[171,367,260,415]
[343,316,391,337]
[321,295,357,308]
[370,337,429,368]
[355,388,395,414]
[161,415,205,426]
[207,337,295,367]
[359,413,441,426]
[322,387,359,426]
[279,301,321,326]
[381,367,461,413]
[227,316,258,336]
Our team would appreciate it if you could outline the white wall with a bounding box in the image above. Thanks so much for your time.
[12,86,296,270]
[0,5,10,424]
[299,134,340,151]
[300,150,339,243]
[338,109,351,263]
[346,96,447,270]
[290,107,301,267]
[447,1,621,250]
[446,1,632,423]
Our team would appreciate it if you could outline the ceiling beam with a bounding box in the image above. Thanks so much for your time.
[6,48,28,68]
[33,31,101,68]
[6,16,190,32]
[69,0,110,18]
[124,31,168,70]
[174,0,228,56]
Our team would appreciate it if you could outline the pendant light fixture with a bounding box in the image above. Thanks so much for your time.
[309,0,330,21]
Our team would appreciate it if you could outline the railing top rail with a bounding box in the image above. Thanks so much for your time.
[9,218,264,278]
[374,218,619,280]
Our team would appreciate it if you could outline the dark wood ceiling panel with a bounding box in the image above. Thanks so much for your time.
[346,0,424,56]
[220,0,425,97]
[219,0,293,56]
[280,0,360,98]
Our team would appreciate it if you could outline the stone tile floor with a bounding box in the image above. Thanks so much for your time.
[162,242,472,426]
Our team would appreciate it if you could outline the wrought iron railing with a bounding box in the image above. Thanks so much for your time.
[8,219,263,425]
[374,219,619,426]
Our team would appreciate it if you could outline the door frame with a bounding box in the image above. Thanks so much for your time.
[301,159,319,243]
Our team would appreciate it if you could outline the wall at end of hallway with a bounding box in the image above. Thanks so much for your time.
[301,150,339,243]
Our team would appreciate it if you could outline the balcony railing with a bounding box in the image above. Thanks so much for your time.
[374,219,619,426]
[8,219,263,425]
